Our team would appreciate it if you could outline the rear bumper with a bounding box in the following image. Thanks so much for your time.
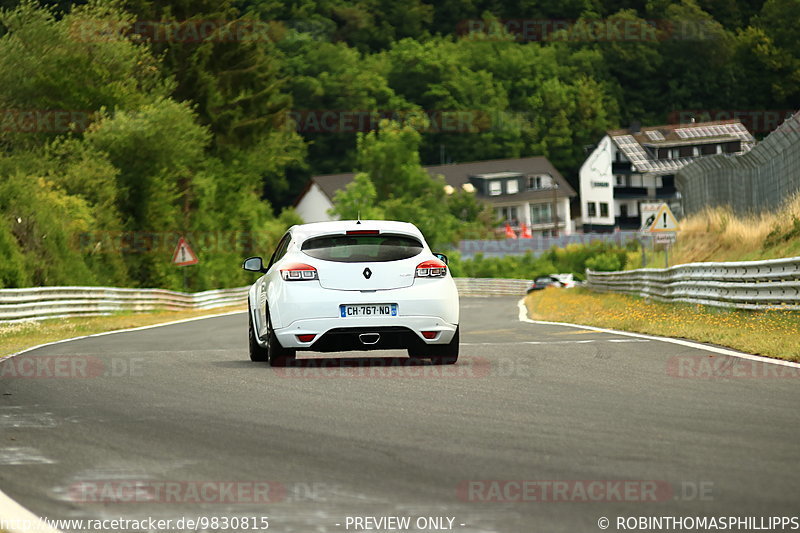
[274,316,458,350]
[267,277,459,330]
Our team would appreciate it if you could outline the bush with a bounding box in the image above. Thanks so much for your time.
[447,242,630,279]
[585,252,623,272]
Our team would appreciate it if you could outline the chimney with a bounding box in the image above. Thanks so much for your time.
[630,121,641,134]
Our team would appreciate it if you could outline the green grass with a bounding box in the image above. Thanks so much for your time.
[0,305,245,358]
[525,288,800,361]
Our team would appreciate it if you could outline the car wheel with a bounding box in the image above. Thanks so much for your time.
[266,313,296,367]
[248,304,269,362]
[408,327,459,365]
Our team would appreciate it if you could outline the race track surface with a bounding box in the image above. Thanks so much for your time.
[1,297,798,532]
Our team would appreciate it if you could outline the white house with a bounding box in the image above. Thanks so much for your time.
[295,156,577,236]
[579,120,755,232]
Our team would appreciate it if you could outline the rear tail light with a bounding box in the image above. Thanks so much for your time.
[280,263,318,281]
[415,259,447,278]
[421,331,437,339]
[296,334,316,343]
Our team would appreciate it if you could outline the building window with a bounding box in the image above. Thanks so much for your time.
[600,203,609,217]
[620,204,628,218]
[497,206,518,224]
[506,180,519,194]
[527,175,544,190]
[489,181,502,196]
[716,144,723,154]
[530,203,552,224]
[692,146,700,156]
[615,175,625,187]
[587,202,597,217]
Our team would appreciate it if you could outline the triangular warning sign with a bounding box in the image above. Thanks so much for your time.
[172,237,199,266]
[648,204,679,232]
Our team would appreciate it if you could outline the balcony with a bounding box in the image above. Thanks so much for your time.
[613,187,648,199]
[656,187,678,199]
[614,216,642,230]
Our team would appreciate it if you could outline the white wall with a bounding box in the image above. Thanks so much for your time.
[295,183,336,223]
[579,135,616,227]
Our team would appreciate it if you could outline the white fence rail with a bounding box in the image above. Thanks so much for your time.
[586,257,800,310]
[454,278,531,297]
[0,286,250,323]
[0,278,532,323]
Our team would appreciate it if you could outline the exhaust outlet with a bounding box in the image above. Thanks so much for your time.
[359,333,381,345]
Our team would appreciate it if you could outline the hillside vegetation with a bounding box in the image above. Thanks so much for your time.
[1,0,798,290]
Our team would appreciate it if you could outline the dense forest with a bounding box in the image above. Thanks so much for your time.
[0,0,796,290]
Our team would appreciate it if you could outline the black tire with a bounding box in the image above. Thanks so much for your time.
[248,304,269,362]
[408,326,459,365]
[266,313,296,367]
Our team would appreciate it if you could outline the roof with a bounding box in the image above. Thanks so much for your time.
[608,120,755,175]
[299,156,576,204]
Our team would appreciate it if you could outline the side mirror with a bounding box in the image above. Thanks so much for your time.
[242,256,266,273]
[433,253,448,265]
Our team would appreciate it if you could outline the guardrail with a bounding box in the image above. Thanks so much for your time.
[0,278,532,322]
[586,257,800,310]
[0,286,250,323]
[454,278,531,297]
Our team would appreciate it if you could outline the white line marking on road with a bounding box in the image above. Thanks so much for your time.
[0,487,61,533]
[462,339,650,346]
[517,299,800,369]
[0,310,246,364]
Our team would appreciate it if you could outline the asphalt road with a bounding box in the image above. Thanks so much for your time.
[1,297,798,533]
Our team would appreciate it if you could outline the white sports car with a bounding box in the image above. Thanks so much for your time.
[242,220,460,366]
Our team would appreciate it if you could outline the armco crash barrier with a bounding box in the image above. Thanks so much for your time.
[0,279,532,322]
[586,256,800,310]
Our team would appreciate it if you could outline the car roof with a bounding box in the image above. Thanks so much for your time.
[289,220,424,241]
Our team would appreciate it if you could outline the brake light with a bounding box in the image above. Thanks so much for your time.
[415,259,447,278]
[346,230,380,235]
[280,263,318,281]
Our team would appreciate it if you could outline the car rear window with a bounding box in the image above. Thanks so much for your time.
[301,234,424,263]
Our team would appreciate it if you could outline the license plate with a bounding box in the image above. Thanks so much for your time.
[340,304,397,317]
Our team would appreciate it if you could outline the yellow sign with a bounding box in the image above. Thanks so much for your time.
[647,204,679,232]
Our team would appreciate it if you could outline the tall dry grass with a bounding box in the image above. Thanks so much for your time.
[673,193,800,263]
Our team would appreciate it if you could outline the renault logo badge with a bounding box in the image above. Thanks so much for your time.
[363,268,372,279]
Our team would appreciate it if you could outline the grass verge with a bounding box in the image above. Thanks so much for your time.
[0,305,245,358]
[525,288,800,362]
[653,193,800,266]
